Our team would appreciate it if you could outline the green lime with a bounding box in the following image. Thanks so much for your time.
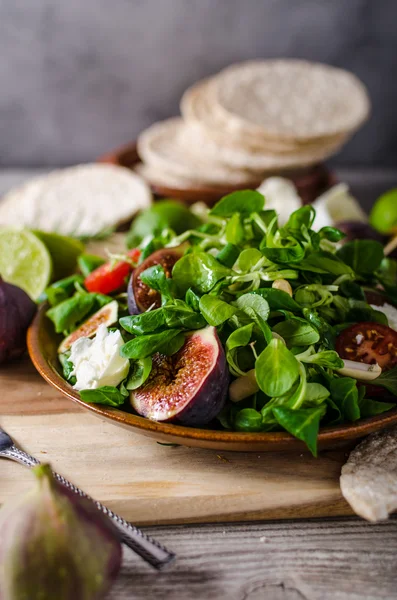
[369,188,397,234]
[33,231,84,280]
[0,228,52,299]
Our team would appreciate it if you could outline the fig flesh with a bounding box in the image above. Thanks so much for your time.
[127,246,185,314]
[58,300,118,353]
[0,277,37,364]
[130,326,229,425]
[0,463,121,600]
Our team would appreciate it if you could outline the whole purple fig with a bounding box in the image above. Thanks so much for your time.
[0,464,122,600]
[0,277,37,364]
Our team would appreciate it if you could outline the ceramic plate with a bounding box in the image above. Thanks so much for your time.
[27,304,397,452]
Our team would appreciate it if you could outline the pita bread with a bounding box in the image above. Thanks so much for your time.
[139,117,345,176]
[137,118,260,185]
[134,163,226,190]
[0,164,152,237]
[212,59,370,141]
[181,78,348,151]
[340,427,397,521]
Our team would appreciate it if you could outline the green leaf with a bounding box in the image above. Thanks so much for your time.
[46,293,95,334]
[318,226,346,242]
[298,251,354,276]
[58,353,75,383]
[225,323,255,377]
[261,241,305,265]
[237,248,263,272]
[125,357,153,390]
[255,338,300,397]
[210,190,264,217]
[285,205,315,233]
[339,280,366,301]
[140,264,173,300]
[273,405,326,456]
[120,329,184,359]
[225,213,245,244]
[216,243,240,268]
[235,293,270,322]
[199,295,237,326]
[185,288,201,311]
[80,386,126,407]
[45,274,85,307]
[358,396,395,418]
[337,240,384,275]
[272,318,320,347]
[330,377,360,421]
[253,288,301,312]
[303,383,330,406]
[234,408,263,432]
[295,347,343,369]
[370,366,397,397]
[77,254,105,277]
[127,200,201,247]
[172,252,230,295]
[120,303,205,334]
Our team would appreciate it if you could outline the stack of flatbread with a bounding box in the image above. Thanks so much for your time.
[137,59,370,190]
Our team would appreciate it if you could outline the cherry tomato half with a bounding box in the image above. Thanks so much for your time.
[336,322,397,371]
[84,249,141,295]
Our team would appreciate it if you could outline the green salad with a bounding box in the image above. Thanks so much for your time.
[46,191,397,455]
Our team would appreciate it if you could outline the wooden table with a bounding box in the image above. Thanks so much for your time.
[1,168,397,599]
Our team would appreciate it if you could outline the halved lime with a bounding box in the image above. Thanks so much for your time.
[33,230,84,280]
[369,188,397,234]
[0,228,52,299]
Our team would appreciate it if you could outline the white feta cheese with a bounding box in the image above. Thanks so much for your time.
[70,324,129,391]
[355,333,364,345]
[312,183,367,230]
[256,177,301,225]
[370,303,397,332]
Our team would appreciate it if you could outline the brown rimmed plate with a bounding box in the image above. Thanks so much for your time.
[27,304,397,453]
[98,142,336,206]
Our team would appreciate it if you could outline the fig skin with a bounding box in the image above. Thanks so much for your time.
[335,221,385,245]
[131,327,229,426]
[128,246,185,314]
[0,277,37,364]
[0,464,122,600]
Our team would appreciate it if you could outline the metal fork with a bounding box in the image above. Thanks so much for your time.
[0,427,175,570]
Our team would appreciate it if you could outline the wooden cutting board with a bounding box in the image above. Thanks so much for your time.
[0,357,354,524]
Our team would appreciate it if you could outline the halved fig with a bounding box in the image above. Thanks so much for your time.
[58,300,118,353]
[127,246,185,314]
[130,327,229,426]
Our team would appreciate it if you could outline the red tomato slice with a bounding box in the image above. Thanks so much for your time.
[84,249,140,295]
[336,322,397,371]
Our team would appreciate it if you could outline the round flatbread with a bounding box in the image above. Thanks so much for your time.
[212,59,370,141]
[137,118,260,185]
[0,164,152,237]
[181,78,349,152]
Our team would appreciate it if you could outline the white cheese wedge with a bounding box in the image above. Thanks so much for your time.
[70,324,129,391]
[256,177,301,225]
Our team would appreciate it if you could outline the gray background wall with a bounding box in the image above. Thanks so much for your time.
[0,0,396,167]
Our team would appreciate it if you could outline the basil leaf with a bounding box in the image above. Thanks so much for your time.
[47,293,95,334]
[199,295,236,326]
[273,405,326,457]
[337,240,384,275]
[234,408,263,432]
[216,243,240,268]
[255,338,300,397]
[126,357,152,390]
[80,386,126,407]
[77,254,105,277]
[370,366,397,396]
[272,318,320,347]
[330,377,360,421]
[120,329,184,359]
[172,252,230,295]
[254,288,301,312]
[210,190,264,217]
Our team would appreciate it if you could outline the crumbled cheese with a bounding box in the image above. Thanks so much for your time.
[370,303,397,332]
[355,333,364,345]
[70,324,129,391]
[256,177,301,225]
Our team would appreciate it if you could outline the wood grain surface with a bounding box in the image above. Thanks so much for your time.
[1,357,354,524]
